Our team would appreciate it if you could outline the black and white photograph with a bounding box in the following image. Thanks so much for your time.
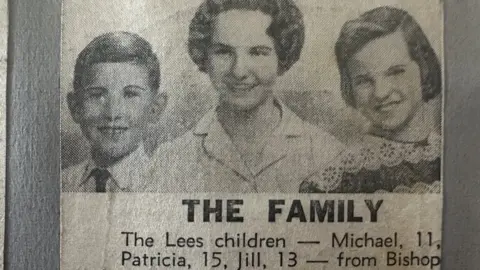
[61,0,443,194]
[59,0,444,268]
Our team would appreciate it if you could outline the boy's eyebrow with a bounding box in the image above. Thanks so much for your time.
[83,86,107,91]
[124,85,148,91]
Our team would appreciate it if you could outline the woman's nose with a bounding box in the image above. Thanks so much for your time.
[231,53,249,80]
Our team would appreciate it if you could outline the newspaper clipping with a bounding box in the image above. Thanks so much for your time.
[61,0,443,269]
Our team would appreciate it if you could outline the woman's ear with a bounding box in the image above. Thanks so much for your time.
[148,92,168,123]
[67,92,82,123]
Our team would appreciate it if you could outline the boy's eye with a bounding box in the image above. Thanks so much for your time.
[250,47,272,57]
[89,92,102,98]
[85,88,105,99]
[124,86,143,98]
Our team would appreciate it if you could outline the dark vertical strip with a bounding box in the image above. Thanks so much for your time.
[6,0,61,269]
[443,0,480,269]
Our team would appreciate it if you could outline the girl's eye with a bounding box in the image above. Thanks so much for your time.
[354,76,373,86]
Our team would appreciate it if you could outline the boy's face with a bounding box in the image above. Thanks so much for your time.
[69,62,161,162]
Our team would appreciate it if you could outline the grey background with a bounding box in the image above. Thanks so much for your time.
[5,0,479,269]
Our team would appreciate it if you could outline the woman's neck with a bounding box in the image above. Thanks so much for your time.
[217,96,281,143]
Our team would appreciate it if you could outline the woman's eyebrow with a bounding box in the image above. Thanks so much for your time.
[388,64,407,69]
[252,45,273,51]
[384,64,407,75]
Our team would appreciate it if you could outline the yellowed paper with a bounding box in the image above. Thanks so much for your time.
[61,0,443,269]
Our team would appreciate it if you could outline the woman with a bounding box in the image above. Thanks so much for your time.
[151,0,344,192]
[301,6,442,193]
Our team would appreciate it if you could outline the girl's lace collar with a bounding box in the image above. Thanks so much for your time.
[342,132,441,173]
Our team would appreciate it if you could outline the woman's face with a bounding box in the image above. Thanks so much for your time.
[206,9,279,111]
[347,31,423,133]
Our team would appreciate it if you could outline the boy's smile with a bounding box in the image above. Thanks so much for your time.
[69,62,157,165]
[97,126,128,140]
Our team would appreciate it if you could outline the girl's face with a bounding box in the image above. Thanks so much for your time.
[206,9,279,111]
[347,31,423,134]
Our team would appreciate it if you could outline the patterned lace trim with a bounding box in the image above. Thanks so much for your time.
[315,133,441,191]
[341,132,441,173]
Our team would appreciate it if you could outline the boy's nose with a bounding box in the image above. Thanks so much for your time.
[104,96,124,121]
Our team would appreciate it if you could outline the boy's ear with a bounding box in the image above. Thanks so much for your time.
[67,92,82,123]
[148,92,168,123]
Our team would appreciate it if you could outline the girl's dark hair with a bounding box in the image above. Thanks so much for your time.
[335,6,441,107]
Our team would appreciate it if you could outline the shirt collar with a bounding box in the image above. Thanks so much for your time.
[80,144,150,190]
[192,98,307,178]
[193,98,304,137]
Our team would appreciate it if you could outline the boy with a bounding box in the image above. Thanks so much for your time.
[62,31,167,192]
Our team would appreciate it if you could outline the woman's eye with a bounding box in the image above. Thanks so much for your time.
[250,48,271,56]
[387,67,406,76]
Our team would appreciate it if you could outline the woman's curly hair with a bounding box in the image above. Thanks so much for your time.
[188,0,304,75]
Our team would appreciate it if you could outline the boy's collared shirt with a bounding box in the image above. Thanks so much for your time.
[150,99,346,192]
[62,145,152,192]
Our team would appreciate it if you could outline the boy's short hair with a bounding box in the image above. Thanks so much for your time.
[335,6,442,107]
[73,31,160,92]
[188,0,305,75]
